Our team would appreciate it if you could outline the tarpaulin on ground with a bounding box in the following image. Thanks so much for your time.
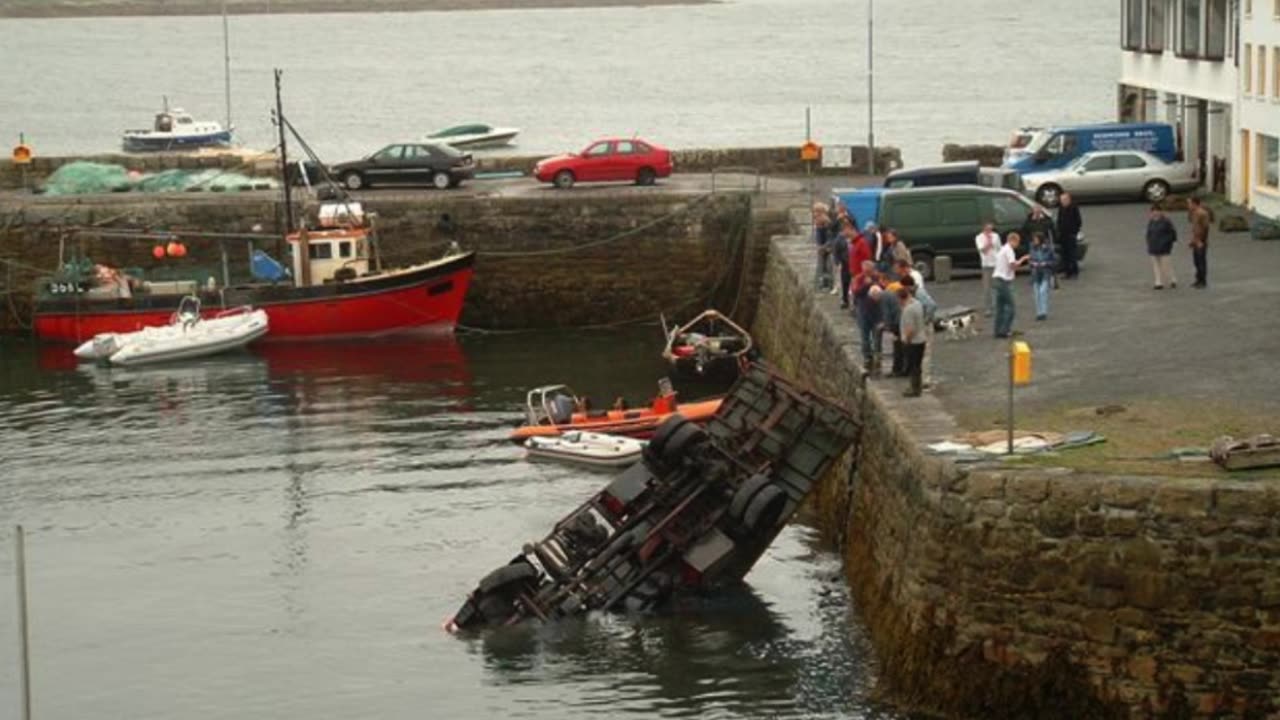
[39,161,276,196]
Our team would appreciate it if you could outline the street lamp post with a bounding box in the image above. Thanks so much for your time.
[867,0,875,176]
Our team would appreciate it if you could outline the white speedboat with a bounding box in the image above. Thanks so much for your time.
[524,431,646,469]
[74,298,268,366]
[122,102,232,153]
[427,123,519,150]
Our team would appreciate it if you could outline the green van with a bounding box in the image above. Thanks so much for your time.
[875,186,1087,278]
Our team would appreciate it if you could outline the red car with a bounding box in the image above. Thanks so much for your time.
[533,138,673,189]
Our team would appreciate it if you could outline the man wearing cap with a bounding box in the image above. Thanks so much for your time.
[897,281,927,397]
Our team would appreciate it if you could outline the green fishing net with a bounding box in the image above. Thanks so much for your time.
[40,161,276,196]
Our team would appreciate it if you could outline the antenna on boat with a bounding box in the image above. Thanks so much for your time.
[273,69,295,235]
[222,0,232,132]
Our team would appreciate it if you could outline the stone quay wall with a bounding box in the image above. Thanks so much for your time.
[750,229,1280,719]
[0,190,772,332]
[941,143,1005,167]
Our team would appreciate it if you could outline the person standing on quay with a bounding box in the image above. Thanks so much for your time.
[902,273,937,390]
[812,203,834,291]
[897,283,927,397]
[1056,192,1082,279]
[1028,232,1057,321]
[832,222,853,306]
[1188,196,1211,288]
[1145,205,1178,290]
[848,225,872,305]
[852,262,882,374]
[974,222,1001,316]
[993,231,1028,338]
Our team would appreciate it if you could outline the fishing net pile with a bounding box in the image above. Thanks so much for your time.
[40,161,276,196]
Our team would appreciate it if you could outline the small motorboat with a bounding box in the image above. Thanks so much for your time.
[662,310,754,377]
[427,123,520,150]
[74,297,268,366]
[524,431,646,469]
[122,101,232,153]
[510,379,722,442]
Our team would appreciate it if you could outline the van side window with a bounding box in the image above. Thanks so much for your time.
[991,196,1029,225]
[939,198,980,225]
[886,199,935,228]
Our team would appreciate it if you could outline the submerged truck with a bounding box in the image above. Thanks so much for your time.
[446,363,860,631]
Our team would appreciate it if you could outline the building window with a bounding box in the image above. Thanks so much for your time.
[1245,43,1254,93]
[1273,48,1280,97]
[1260,135,1279,189]
[1124,0,1144,49]
[1147,0,1167,50]
[1205,0,1227,59]
[1262,46,1270,100]
[1181,0,1202,56]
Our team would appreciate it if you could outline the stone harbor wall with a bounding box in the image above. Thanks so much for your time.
[0,190,768,332]
[941,143,1005,167]
[750,230,1280,719]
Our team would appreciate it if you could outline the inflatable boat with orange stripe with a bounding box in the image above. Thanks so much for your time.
[509,381,722,442]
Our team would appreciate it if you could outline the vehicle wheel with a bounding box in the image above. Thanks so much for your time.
[553,170,576,189]
[728,473,773,521]
[476,593,516,622]
[913,253,936,282]
[478,561,538,594]
[1144,180,1170,203]
[741,485,787,533]
[660,423,707,465]
[647,416,690,458]
[432,172,452,190]
[342,171,365,191]
[636,167,656,186]
[1035,183,1061,207]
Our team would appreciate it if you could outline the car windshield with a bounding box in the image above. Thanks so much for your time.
[431,143,463,158]
[1024,131,1054,155]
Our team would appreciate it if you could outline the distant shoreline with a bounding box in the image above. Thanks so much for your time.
[0,0,715,19]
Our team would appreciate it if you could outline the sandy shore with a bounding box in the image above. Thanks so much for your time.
[0,0,714,18]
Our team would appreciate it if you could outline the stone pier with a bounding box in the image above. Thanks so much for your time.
[750,227,1280,719]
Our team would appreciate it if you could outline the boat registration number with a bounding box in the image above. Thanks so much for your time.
[46,281,88,295]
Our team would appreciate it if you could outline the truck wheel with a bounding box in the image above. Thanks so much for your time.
[913,252,936,281]
[660,423,707,465]
[478,561,538,593]
[741,485,787,533]
[647,416,690,458]
[728,473,772,521]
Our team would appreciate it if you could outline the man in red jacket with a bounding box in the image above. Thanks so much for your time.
[848,225,872,301]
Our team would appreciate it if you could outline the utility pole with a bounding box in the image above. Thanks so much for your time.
[867,0,875,176]
[222,0,232,132]
[15,526,32,720]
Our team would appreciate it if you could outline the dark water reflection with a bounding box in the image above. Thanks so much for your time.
[0,328,902,720]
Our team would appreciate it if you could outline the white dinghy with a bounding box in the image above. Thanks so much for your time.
[74,296,269,366]
[524,431,646,469]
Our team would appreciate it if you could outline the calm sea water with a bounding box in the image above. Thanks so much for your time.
[0,329,904,720]
[0,0,1118,165]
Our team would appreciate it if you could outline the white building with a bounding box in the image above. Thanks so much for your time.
[1238,0,1280,218]
[1118,0,1238,199]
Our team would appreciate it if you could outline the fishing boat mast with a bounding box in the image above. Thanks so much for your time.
[222,0,232,132]
[273,69,295,235]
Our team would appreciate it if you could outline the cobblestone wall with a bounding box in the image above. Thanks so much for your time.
[0,191,770,331]
[751,230,1280,719]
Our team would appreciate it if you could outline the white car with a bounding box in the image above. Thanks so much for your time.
[1023,150,1200,206]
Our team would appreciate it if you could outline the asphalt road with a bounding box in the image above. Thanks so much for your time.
[908,202,1280,420]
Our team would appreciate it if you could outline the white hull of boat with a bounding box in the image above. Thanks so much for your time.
[73,308,269,366]
[524,431,645,468]
[428,128,520,150]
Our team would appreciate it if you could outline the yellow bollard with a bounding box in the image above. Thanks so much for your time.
[1008,341,1032,454]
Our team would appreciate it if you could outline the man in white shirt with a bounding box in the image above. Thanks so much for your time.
[993,232,1028,338]
[974,222,1001,317]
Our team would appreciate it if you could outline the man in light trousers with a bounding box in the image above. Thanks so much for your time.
[974,222,1000,317]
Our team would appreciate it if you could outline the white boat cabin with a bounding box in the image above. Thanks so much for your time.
[133,109,224,137]
[288,228,371,287]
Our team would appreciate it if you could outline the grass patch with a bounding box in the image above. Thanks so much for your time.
[955,399,1280,480]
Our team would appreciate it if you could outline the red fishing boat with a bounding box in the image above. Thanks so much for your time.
[34,70,475,345]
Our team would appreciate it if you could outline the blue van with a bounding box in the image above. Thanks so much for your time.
[1005,123,1177,174]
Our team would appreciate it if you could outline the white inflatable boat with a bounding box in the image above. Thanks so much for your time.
[524,431,646,469]
[73,298,269,367]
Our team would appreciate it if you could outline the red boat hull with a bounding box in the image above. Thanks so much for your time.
[34,253,475,344]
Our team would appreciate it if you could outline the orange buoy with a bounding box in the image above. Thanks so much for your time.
[171,242,187,258]
[152,245,166,259]
[165,241,181,257]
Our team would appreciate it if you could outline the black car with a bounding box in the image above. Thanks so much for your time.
[331,142,475,191]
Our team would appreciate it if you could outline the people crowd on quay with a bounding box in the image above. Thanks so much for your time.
[813,192,1215,400]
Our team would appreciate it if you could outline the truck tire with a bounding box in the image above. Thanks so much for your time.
[477,561,538,594]
[741,485,787,533]
[728,473,772,521]
[660,423,707,465]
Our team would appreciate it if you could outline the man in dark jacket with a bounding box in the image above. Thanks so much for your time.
[1021,207,1057,252]
[1188,196,1211,288]
[1056,193,1082,278]
[1145,205,1178,290]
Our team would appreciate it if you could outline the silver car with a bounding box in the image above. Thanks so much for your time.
[1023,150,1199,206]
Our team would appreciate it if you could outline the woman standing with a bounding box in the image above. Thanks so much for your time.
[1028,232,1057,321]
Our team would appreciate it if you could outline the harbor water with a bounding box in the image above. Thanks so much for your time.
[0,0,1118,165]
[0,330,906,720]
